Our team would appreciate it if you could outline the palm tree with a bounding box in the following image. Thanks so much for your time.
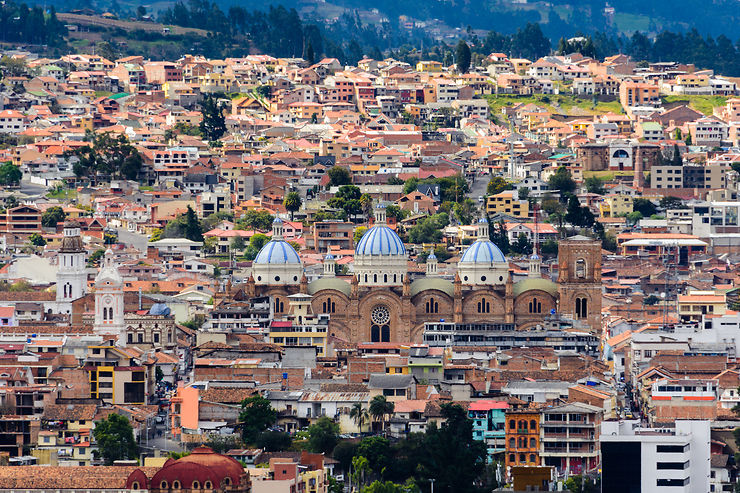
[350,402,368,433]
[369,395,395,434]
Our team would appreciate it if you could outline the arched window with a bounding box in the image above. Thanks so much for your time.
[509,454,515,463]
[131,482,140,490]
[394,274,397,283]
[529,454,537,463]
[172,481,181,490]
[530,437,536,448]
[426,299,439,314]
[374,274,378,283]
[381,325,390,342]
[364,274,368,283]
[612,149,629,158]
[509,420,515,430]
[192,481,200,489]
[519,453,525,462]
[371,325,380,342]
[384,274,388,283]
[509,438,515,448]
[530,419,536,429]
[160,481,168,489]
[519,420,527,430]
[477,298,490,314]
[575,258,586,279]
[274,298,284,313]
[528,297,541,314]
[518,436,525,447]
[204,481,212,490]
[222,478,231,486]
[576,297,588,319]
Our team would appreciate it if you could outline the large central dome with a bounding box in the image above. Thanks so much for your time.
[354,205,408,287]
[355,224,406,256]
[457,218,509,285]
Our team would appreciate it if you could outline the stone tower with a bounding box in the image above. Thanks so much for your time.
[557,235,602,333]
[56,221,87,308]
[94,249,125,342]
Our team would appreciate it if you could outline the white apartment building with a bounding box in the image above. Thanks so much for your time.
[601,420,710,493]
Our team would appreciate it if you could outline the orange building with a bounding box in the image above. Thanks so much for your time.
[505,409,541,469]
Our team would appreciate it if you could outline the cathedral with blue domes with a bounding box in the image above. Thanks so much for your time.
[240,209,602,344]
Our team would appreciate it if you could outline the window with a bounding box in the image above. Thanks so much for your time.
[172,481,181,489]
[192,481,200,489]
[426,299,439,314]
[204,481,212,489]
[657,461,689,470]
[160,481,168,489]
[509,438,515,448]
[509,420,515,430]
[132,482,140,490]
[528,297,541,314]
[477,298,490,314]
[509,454,515,463]
[529,454,536,463]
[575,297,588,319]
[575,258,586,278]
[530,437,536,448]
[657,444,689,453]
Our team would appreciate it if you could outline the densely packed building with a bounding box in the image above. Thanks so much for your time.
[0,47,738,492]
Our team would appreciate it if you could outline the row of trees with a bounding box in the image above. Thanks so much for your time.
[237,393,490,493]
[0,2,66,48]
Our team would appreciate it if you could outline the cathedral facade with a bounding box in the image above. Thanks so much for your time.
[241,210,602,345]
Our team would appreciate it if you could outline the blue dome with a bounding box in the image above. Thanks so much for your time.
[254,240,301,264]
[460,240,506,264]
[355,225,406,256]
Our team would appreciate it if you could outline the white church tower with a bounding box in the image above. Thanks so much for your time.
[94,249,125,341]
[56,221,88,311]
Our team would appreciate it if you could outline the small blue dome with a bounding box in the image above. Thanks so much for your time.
[478,217,488,224]
[355,225,406,256]
[254,240,301,264]
[460,240,506,264]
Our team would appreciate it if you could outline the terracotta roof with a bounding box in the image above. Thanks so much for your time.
[0,466,160,489]
[43,403,98,421]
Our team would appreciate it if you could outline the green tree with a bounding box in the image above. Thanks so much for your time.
[238,210,274,231]
[385,205,407,222]
[402,177,420,195]
[0,162,22,185]
[67,132,142,183]
[418,403,486,493]
[510,232,532,255]
[136,5,146,18]
[565,195,594,228]
[199,93,227,141]
[453,198,476,225]
[564,475,600,493]
[350,402,369,432]
[307,416,340,454]
[626,211,643,225]
[357,436,392,477]
[29,233,46,246]
[369,395,394,433]
[255,431,292,452]
[633,198,657,217]
[332,440,358,473]
[93,413,138,465]
[328,166,352,186]
[490,220,510,255]
[455,40,471,73]
[659,196,686,210]
[87,249,105,266]
[283,191,302,220]
[541,239,558,257]
[547,167,576,197]
[230,236,246,251]
[584,176,605,195]
[354,226,368,244]
[155,366,164,382]
[41,206,66,228]
[238,395,277,444]
[149,228,163,242]
[408,213,448,244]
[184,205,203,242]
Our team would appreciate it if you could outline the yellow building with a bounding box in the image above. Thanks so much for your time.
[416,61,443,73]
[268,293,328,356]
[486,191,530,218]
[678,291,726,322]
[599,194,633,218]
[509,58,532,74]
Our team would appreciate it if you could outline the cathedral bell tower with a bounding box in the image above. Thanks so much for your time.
[56,221,87,309]
[94,249,125,343]
[557,236,602,333]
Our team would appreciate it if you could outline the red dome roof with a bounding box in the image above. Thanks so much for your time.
[132,446,247,491]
